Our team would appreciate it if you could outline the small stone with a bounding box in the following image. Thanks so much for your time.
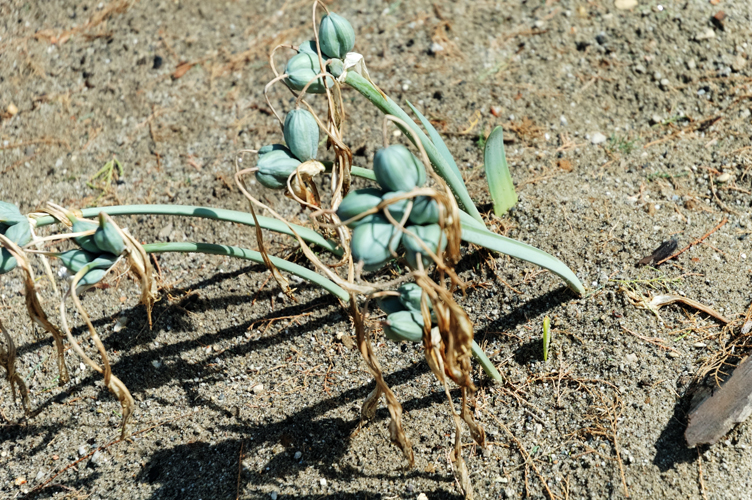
[687,59,697,70]
[653,71,662,81]
[319,478,328,487]
[429,42,444,54]
[90,450,105,467]
[667,351,681,359]
[35,470,45,482]
[270,492,278,500]
[590,132,607,145]
[7,103,19,116]
[560,115,568,126]
[614,0,638,9]
[732,55,747,72]
[417,494,429,500]
[158,223,173,239]
[696,29,715,41]
[294,451,302,460]
[151,360,162,369]
[78,445,88,457]
[634,64,646,74]
[113,316,129,332]
[625,353,638,363]
[660,78,670,89]
[717,172,731,183]
[693,342,707,348]
[14,476,26,486]
[649,115,662,125]
[252,384,264,394]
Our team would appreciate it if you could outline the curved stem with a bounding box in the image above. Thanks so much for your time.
[141,241,501,381]
[34,205,343,256]
[344,71,485,227]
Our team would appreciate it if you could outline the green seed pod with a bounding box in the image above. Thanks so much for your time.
[397,283,432,312]
[0,201,26,225]
[350,214,402,271]
[408,196,440,225]
[381,191,409,222]
[93,213,126,256]
[0,248,17,275]
[57,249,118,274]
[284,109,319,162]
[383,310,424,343]
[373,144,426,192]
[402,224,447,269]
[284,52,333,94]
[75,268,108,293]
[328,58,344,78]
[68,215,100,253]
[297,40,318,54]
[376,295,405,315]
[255,144,302,189]
[318,13,355,60]
[336,188,383,227]
[3,220,31,246]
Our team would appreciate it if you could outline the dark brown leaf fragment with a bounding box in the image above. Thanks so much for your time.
[637,237,678,267]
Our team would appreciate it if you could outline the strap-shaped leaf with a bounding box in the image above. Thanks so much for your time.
[406,100,463,185]
[484,126,518,215]
[459,213,585,296]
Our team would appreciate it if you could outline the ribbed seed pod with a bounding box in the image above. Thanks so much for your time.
[336,188,383,227]
[76,268,108,293]
[376,295,405,315]
[397,283,432,312]
[284,52,333,94]
[350,214,402,271]
[373,144,426,192]
[381,191,409,222]
[57,249,118,274]
[383,310,424,343]
[318,13,355,59]
[3,219,31,246]
[284,109,319,162]
[255,144,302,190]
[297,40,318,54]
[402,224,447,269]
[68,215,100,253]
[408,196,440,225]
[93,213,126,256]
[0,249,16,275]
[0,201,26,225]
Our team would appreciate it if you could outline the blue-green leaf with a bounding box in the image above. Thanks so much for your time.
[484,126,517,216]
[405,100,463,184]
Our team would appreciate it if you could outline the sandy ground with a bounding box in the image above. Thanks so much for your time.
[1,0,752,498]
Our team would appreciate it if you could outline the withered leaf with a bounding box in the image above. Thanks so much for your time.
[637,237,677,267]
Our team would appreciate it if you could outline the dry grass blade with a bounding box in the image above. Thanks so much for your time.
[59,265,135,439]
[0,233,70,385]
[350,296,414,467]
[0,318,31,415]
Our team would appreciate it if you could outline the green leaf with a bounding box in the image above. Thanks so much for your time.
[542,316,551,362]
[405,100,463,184]
[459,220,585,296]
[484,126,517,216]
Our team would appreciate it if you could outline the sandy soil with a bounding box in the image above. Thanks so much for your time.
[1,0,752,498]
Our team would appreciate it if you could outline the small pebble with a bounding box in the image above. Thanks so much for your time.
[90,450,104,467]
[625,353,638,363]
[7,103,18,116]
[151,360,162,369]
[417,494,429,500]
[319,478,328,487]
[615,0,638,9]
[693,342,707,348]
[35,470,45,482]
[429,42,444,54]
[252,384,264,394]
[270,492,278,500]
[634,64,646,74]
[717,172,731,183]
[696,28,715,40]
[294,451,302,460]
[78,445,88,457]
[590,132,607,145]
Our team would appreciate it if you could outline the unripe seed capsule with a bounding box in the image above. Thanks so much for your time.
[0,248,16,274]
[383,310,424,343]
[284,109,319,162]
[0,201,26,225]
[408,196,440,225]
[284,52,333,94]
[350,214,402,271]
[318,13,355,60]
[373,144,426,192]
[3,220,31,246]
[336,188,383,227]
[402,224,447,269]
[376,295,405,315]
[57,249,118,274]
[380,191,409,222]
[255,144,302,190]
[68,215,100,253]
[93,213,126,256]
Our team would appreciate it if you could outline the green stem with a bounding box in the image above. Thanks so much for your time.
[142,241,501,381]
[35,203,583,295]
[34,205,342,256]
[343,71,486,227]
